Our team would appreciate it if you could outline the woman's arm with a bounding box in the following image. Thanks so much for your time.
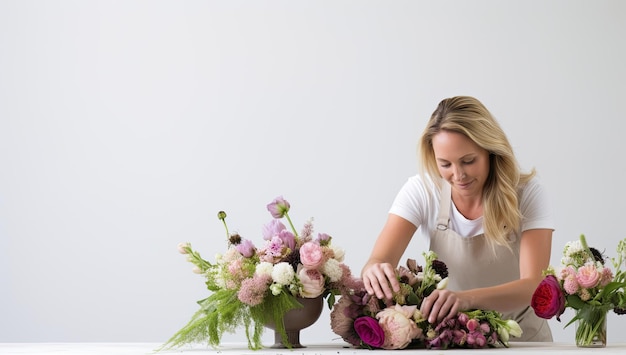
[361,214,417,300]
[420,228,553,323]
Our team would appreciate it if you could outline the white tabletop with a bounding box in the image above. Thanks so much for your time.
[1,342,626,355]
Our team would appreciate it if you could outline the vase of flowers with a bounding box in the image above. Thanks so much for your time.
[330,251,523,350]
[158,196,353,351]
[264,295,324,348]
[531,234,626,348]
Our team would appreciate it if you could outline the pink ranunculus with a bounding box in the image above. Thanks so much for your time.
[376,304,421,349]
[262,219,286,240]
[299,241,325,269]
[531,275,566,321]
[353,316,385,348]
[297,266,325,298]
[576,262,601,288]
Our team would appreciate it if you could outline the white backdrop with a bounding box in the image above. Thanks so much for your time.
[1,0,625,345]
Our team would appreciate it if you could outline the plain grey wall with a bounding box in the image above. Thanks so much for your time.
[1,0,625,345]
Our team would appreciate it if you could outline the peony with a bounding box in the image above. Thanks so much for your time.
[353,316,385,348]
[576,262,601,288]
[299,241,325,269]
[376,304,421,349]
[531,275,566,320]
[297,266,325,298]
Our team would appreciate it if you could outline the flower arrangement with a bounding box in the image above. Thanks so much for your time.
[159,196,353,351]
[531,234,626,346]
[330,251,522,350]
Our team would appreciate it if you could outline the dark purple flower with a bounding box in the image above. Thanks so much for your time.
[353,316,385,348]
[531,275,566,320]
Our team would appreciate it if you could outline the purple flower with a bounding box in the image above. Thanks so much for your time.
[262,219,286,241]
[266,196,290,218]
[354,316,385,348]
[235,239,255,258]
[278,229,296,251]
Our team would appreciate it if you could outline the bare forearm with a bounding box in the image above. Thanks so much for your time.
[458,278,542,313]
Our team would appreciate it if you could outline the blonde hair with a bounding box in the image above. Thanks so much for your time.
[418,96,535,250]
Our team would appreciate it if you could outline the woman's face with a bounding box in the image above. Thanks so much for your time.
[431,130,490,197]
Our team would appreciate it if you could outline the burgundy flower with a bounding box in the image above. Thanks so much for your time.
[353,316,385,348]
[531,275,566,321]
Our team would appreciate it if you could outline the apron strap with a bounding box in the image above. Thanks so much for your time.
[436,180,451,231]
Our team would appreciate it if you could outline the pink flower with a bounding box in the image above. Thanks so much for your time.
[262,219,286,240]
[531,275,566,321]
[237,274,272,306]
[353,317,385,348]
[235,239,255,258]
[600,267,614,287]
[266,196,290,218]
[299,242,325,269]
[576,262,601,288]
[563,275,579,295]
[278,230,296,251]
[297,266,325,298]
[376,304,421,349]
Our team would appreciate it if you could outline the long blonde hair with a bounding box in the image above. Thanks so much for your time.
[419,96,535,250]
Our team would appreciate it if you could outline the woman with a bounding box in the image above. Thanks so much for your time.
[361,96,553,341]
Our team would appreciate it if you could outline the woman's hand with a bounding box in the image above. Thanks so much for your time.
[362,262,400,300]
[420,289,467,324]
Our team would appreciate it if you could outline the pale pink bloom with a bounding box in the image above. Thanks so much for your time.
[300,242,325,269]
[600,267,614,287]
[576,262,601,288]
[579,288,591,301]
[237,274,272,306]
[278,230,296,251]
[235,239,256,258]
[177,242,190,254]
[297,266,325,298]
[563,275,579,295]
[558,266,576,281]
[262,219,286,240]
[466,318,479,332]
[376,304,421,349]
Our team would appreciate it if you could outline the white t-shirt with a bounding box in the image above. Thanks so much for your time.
[388,174,554,245]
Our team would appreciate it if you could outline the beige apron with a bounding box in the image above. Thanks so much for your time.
[429,181,552,342]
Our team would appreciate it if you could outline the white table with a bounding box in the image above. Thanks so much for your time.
[2,342,626,354]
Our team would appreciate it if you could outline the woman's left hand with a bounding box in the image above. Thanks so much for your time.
[420,289,467,324]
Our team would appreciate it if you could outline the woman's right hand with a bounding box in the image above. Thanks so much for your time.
[362,262,400,300]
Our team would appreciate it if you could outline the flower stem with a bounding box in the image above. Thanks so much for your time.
[284,212,298,237]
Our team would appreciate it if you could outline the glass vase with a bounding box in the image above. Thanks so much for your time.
[574,307,607,348]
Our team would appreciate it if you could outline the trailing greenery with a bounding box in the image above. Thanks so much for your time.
[157,289,304,351]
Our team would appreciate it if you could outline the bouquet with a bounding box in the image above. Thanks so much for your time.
[531,234,626,346]
[159,196,353,350]
[330,251,522,350]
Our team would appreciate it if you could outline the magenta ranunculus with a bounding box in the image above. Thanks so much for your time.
[353,316,385,348]
[531,275,566,321]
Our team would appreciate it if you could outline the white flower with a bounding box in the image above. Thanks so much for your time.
[270,283,284,296]
[255,261,274,276]
[330,244,345,262]
[436,277,448,290]
[506,319,523,338]
[321,258,343,282]
[271,262,295,285]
